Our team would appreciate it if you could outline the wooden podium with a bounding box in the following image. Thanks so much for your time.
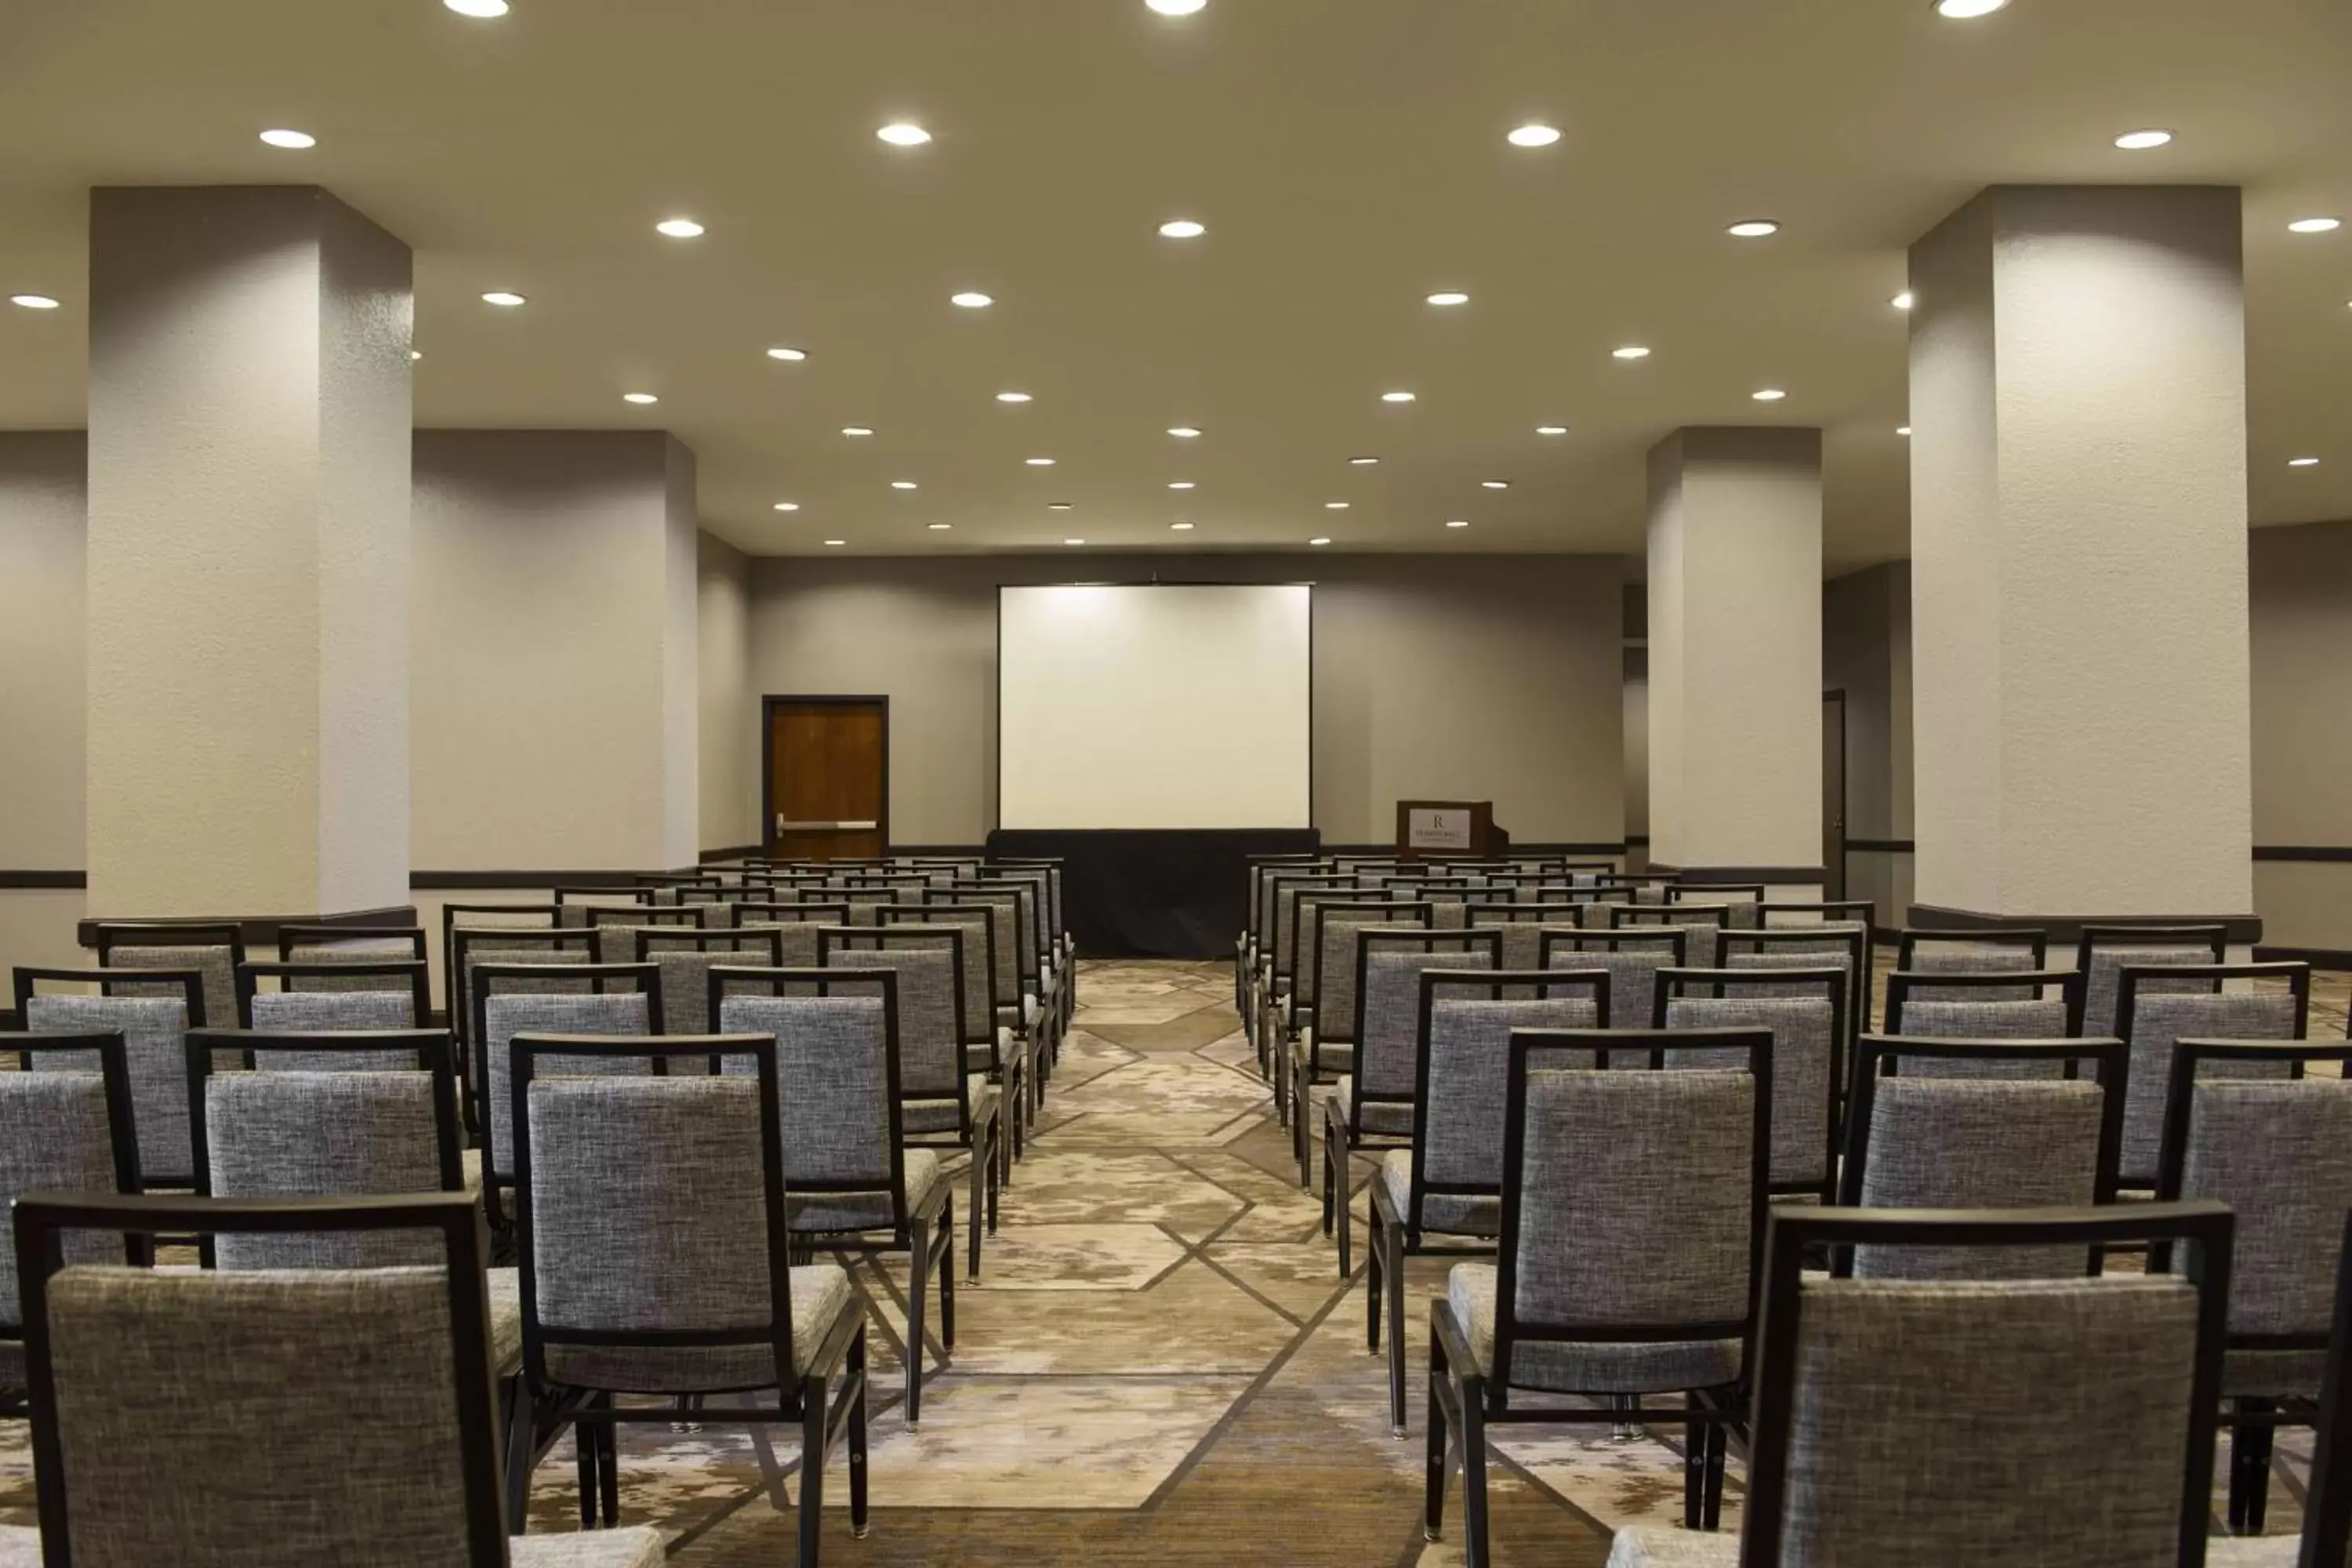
[1395,800,1509,859]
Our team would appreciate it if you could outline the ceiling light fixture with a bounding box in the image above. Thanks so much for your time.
[1158,219,1206,239]
[1508,123,1563,148]
[1482,479,1511,490]
[1169,481,1196,490]
[891,480,918,490]
[1933,0,2009,17]
[929,522,952,530]
[824,539,847,546]
[1445,520,1470,529]
[1752,387,1788,401]
[773,503,800,512]
[1537,424,1569,436]
[9,294,60,309]
[1025,457,1056,466]
[622,392,659,405]
[766,347,808,362]
[1612,345,1651,360]
[877,123,931,147]
[841,426,874,437]
[1171,521,1195,531]
[409,350,422,361]
[1168,426,1202,438]
[1349,456,1380,466]
[1726,220,1780,238]
[444,0,510,16]
[997,390,1033,403]
[1381,390,1417,403]
[950,291,993,308]
[1326,501,1350,510]
[655,217,705,238]
[2289,456,2321,467]
[1147,0,1207,13]
[1892,291,1916,310]
[258,129,317,150]
[2289,217,2343,234]
[481,291,526,307]
[1427,291,1470,307]
[1063,538,1086,546]
[1898,426,1913,437]
[1309,537,1332,546]
[1049,503,1073,510]
[2114,129,2173,151]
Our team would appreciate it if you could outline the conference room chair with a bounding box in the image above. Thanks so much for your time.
[1541,927,1693,1026]
[506,1033,867,1552]
[1288,898,1436,1154]
[1274,884,1390,1106]
[1893,924,2050,986]
[234,957,430,1033]
[13,964,206,1188]
[439,899,564,1015]
[1428,1027,1772,1559]
[986,856,1072,1034]
[1319,929,1503,1268]
[1601,1201,2236,1568]
[978,863,1065,1056]
[2116,961,2311,1188]
[820,925,1003,1276]
[1666,883,1764,929]
[1256,873,1350,1081]
[88,920,245,1043]
[924,882,1044,1123]
[882,903,1027,1160]
[1836,1035,2127,1279]
[1654,964,1847,1204]
[448,923,601,1125]
[469,960,661,1237]
[2082,923,2234,1036]
[2152,1034,2352,1534]
[0,1030,144,1419]
[276,921,430,969]
[1613,901,1733,967]
[1241,854,1330,1017]
[583,902,706,964]
[714,967,956,1425]
[554,884,659,927]
[1367,967,1608,1434]
[1420,884,1515,931]
[1467,903,1595,976]
[1719,920,1872,1062]
[1882,967,2089,1056]
[728,900,854,953]
[633,924,785,1037]
[7,1189,669,1566]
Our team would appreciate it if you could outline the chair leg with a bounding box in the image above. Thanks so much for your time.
[848,1324,872,1540]
[573,1403,597,1529]
[503,1378,534,1535]
[2231,1401,2275,1534]
[1386,1229,1410,1436]
[1320,1114,1337,1239]
[799,1374,826,1568]
[1366,1207,1384,1356]
[939,1203,959,1351]
[906,1214,931,1429]
[1701,1420,1728,1530]
[986,1122,1003,1236]
[1682,1417,1706,1530]
[967,1132,987,1282]
[1424,1319,1450,1542]
[597,1399,619,1526]
[1460,1377,1492,1568]
[1334,1140,1355,1280]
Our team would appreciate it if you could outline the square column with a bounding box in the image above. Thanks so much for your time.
[1908,185,2252,931]
[86,186,412,918]
[1646,426,1825,894]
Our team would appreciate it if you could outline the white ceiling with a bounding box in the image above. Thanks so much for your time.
[1,0,2347,570]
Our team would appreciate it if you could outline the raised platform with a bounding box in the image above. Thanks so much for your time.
[987,828,1321,960]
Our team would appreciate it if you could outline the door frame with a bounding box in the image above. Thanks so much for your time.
[1822,688,1848,902]
[760,695,891,858]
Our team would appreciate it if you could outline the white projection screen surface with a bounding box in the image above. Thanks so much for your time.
[998,583,1312,830]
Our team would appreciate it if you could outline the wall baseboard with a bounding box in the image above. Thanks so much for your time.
[697,844,762,864]
[0,869,85,889]
[2254,945,2352,971]
[73,904,419,949]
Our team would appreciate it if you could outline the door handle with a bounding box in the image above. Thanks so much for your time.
[777,818,879,832]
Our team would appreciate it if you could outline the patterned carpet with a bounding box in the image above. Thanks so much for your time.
[2,956,2343,1563]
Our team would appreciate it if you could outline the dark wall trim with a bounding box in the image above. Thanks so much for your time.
[698,844,762,865]
[1650,863,1829,886]
[74,904,418,949]
[2255,946,2352,971]
[0,870,85,889]
[1908,902,2263,947]
[409,871,673,891]
[2254,847,2352,864]
[1845,838,1916,855]
[1318,840,1632,857]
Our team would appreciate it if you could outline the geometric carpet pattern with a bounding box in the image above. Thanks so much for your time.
[2,956,2343,1563]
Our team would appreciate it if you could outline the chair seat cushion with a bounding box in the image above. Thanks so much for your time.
[1606,1525,1737,1566]
[1446,1264,1742,1395]
[904,1077,1000,1136]
[1324,1077,1413,1137]
[543,1261,854,1392]
[462,1146,484,1196]
[791,1147,946,1235]
[2203,1539,2301,1568]
[1292,1037,1353,1076]
[2225,1345,2331,1399]
[511,1524,667,1565]
[488,1265,522,1376]
[1378,1151,1498,1236]
[0,1526,36,1568]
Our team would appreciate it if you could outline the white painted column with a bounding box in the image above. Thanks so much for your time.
[85,187,412,918]
[1908,185,2253,933]
[1646,426,1825,899]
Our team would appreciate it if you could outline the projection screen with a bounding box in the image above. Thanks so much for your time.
[997,583,1312,830]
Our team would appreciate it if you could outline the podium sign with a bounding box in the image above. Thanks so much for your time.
[1406,807,1474,852]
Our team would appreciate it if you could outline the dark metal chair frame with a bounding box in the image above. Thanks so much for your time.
[728,901,855,927]
[1256,874,1351,1084]
[630,925,786,1035]
[11,967,207,1186]
[1653,964,1849,1203]
[1894,925,2049,970]
[234,959,432,1029]
[1883,967,2089,1036]
[1287,898,1436,1142]
[1719,924,1872,1087]
[275,924,429,963]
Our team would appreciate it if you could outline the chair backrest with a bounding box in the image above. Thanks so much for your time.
[2079,924,2230,1036]
[437,902,561,1034]
[1759,900,1876,930]
[1403,971,1606,1236]
[952,882,1036,996]
[1839,1036,2128,1280]
[1310,900,1435,1044]
[730,901,852,929]
[1353,931,1502,1114]
[277,924,429,967]
[1269,877,1350,978]
[1657,966,1846,1198]
[1540,927,1689,1023]
[584,901,706,962]
[91,921,245,1036]
[1613,902,1731,966]
[188,1031,464,1271]
[883,907,996,1044]
[16,965,205,1185]
[12,1191,507,1567]
[1467,905,1592,972]
[2297,1212,2352,1568]
[2117,962,2309,1185]
[1719,924,1872,1053]
[632,925,786,1035]
[717,969,909,1236]
[470,963,659,1191]
[821,927,965,1102]
[1895,925,2049,977]
[1247,857,1327,946]
[449,923,597,1050]
[1668,884,1764,929]
[511,1033,797,1397]
[1739,1203,2233,1568]
[2154,1036,2352,1357]
[1883,968,2087,1068]
[553,885,655,926]
[238,960,429,1033]
[1491,1028,1770,1398]
[0,1033,143,1347]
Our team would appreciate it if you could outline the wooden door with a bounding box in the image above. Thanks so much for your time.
[764,697,887,861]
[1822,691,1847,902]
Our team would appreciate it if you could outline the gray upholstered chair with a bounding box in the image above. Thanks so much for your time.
[1882,967,2089,1075]
[714,967,956,1424]
[1722,921,1872,1065]
[2153,1034,2352,1534]
[1287,897,1434,1138]
[0,1031,144,1417]
[2082,924,2230,1036]
[1318,929,1504,1267]
[277,922,430,970]
[1603,1202,2235,1568]
[1258,874,1349,1088]
[554,885,659,927]
[90,920,245,1040]
[508,1033,867,1555]
[2117,962,2310,1188]
[236,958,430,1036]
[1613,902,1732,967]
[1428,1026,1773,1559]
[1541,927,1690,1025]
[8,1189,669,1565]
[1367,967,1608,1436]
[943,881,1047,1120]
[1838,1035,2127,1279]
[727,902,852,963]
[15,964,207,1187]
[1468,904,1592,975]
[884,904,1027,1158]
[631,925,785,1036]
[1894,924,2049,986]
[1667,883,1764,930]
[1655,964,1848,1203]
[584,902,706,964]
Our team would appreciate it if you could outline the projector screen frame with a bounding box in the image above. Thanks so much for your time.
[993,578,1316,833]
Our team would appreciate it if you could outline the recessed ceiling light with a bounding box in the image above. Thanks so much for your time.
[841,426,874,437]
[1026,457,1056,466]
[1168,426,1202,438]
[1753,388,1788,401]
[655,217,705,239]
[8,294,60,310]
[1349,456,1380,466]
[481,291,526,307]
[1445,520,1470,529]
[891,480,918,490]
[622,392,659,405]
[1481,479,1511,490]
[773,502,800,512]
[1427,291,1471,307]
[1897,426,1913,437]
[1309,537,1332,546]
[1612,345,1651,360]
[1325,501,1350,510]
[1063,538,1086,546]
[997,390,1033,403]
[951,291,994,309]
[766,347,808,362]
[1147,0,1206,13]
[929,522,953,531]
[1891,291,1917,311]
[1726,220,1780,238]
[1169,481,1196,490]
[1171,521,1195,531]
[444,0,510,16]
[1537,425,1569,436]
[2289,217,2343,234]
[877,123,931,147]
[1048,502,1073,510]
[408,350,422,361]
[824,539,847,546]
[1933,0,2009,16]
[1508,123,1563,149]
[2114,129,2173,151]
[1158,219,1206,239]
[258,129,317,150]
[1381,390,1417,403]
[2289,456,2321,467]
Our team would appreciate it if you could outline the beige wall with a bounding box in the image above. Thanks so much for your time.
[1825,561,1915,927]
[746,552,1628,846]
[2250,520,2352,951]
[697,532,756,852]
[0,432,85,870]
